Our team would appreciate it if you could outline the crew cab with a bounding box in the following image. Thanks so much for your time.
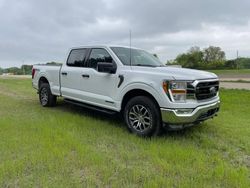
[32,45,220,136]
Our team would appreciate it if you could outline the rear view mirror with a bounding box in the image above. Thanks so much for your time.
[97,62,117,74]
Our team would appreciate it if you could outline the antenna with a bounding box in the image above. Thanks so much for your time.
[129,29,132,67]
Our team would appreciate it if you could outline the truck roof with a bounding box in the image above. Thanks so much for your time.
[70,45,142,50]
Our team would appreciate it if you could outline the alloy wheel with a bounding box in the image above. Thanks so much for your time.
[128,104,152,132]
[40,88,48,106]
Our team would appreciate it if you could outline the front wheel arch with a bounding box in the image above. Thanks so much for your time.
[121,89,161,114]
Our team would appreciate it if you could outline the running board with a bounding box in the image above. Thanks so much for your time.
[64,99,117,115]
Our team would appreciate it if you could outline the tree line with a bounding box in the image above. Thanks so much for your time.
[0,65,33,75]
[0,62,61,75]
[167,46,250,69]
[1,47,249,75]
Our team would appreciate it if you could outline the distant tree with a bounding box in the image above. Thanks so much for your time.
[21,65,33,75]
[5,67,22,75]
[173,46,227,69]
[188,46,201,54]
[0,65,33,75]
[175,46,203,69]
[202,46,226,69]
[237,57,250,69]
[225,60,237,69]
[166,59,176,65]
[46,62,62,65]
[203,46,225,63]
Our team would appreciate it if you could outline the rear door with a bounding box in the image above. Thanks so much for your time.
[60,48,89,100]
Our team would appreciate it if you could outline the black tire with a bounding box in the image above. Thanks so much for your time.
[124,96,162,137]
[39,83,57,107]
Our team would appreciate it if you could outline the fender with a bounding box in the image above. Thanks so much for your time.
[32,68,49,90]
[37,72,49,87]
[37,69,60,96]
[118,82,165,111]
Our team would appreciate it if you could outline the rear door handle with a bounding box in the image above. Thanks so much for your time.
[82,74,90,78]
[61,72,67,76]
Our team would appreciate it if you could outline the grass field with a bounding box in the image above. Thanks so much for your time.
[208,69,250,75]
[0,78,250,187]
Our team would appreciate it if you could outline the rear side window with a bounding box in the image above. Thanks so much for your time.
[88,48,113,69]
[67,49,87,67]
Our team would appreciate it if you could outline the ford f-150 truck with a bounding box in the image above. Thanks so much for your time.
[32,45,220,136]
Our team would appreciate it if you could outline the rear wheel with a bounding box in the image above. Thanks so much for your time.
[124,96,162,137]
[39,83,56,107]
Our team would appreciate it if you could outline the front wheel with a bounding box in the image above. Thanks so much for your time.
[124,96,162,137]
[39,83,57,107]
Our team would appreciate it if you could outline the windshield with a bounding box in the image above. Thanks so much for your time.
[111,47,165,67]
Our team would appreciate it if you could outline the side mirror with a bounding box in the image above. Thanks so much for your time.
[97,62,117,74]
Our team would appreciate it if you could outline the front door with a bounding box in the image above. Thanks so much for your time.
[79,48,119,110]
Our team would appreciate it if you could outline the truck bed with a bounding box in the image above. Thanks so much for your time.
[32,64,62,96]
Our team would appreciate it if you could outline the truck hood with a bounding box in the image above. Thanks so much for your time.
[131,66,218,80]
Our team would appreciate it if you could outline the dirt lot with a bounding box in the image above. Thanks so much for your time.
[220,82,250,90]
[218,74,250,90]
[218,73,250,79]
[0,75,31,79]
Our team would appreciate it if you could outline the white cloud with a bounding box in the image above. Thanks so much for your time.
[132,23,250,62]
[0,0,250,67]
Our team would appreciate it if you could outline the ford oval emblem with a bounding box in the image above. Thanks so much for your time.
[209,87,216,94]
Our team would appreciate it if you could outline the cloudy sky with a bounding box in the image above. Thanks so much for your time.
[1,0,250,68]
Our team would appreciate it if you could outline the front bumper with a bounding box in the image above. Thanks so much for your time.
[161,101,220,125]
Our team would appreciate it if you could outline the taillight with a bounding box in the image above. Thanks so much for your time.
[32,67,35,79]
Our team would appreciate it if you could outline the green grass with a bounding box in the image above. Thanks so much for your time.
[0,78,250,187]
[208,69,250,75]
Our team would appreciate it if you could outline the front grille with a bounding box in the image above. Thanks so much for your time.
[187,82,196,99]
[195,80,219,100]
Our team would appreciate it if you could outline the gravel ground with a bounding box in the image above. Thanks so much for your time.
[218,74,250,90]
[220,82,250,90]
[0,75,31,79]
[220,78,250,82]
[218,73,250,79]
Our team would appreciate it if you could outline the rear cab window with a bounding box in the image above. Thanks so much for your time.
[67,49,87,67]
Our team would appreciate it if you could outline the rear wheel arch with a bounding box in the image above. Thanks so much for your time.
[38,76,49,90]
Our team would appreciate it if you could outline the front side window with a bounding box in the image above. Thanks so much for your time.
[88,48,113,69]
[111,47,164,67]
[67,49,87,67]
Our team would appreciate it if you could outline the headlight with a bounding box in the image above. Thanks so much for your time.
[163,81,188,103]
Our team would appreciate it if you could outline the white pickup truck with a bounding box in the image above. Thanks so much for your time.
[32,45,220,136]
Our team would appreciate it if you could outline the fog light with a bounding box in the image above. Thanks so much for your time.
[175,109,194,114]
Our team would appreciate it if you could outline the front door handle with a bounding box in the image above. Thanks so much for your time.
[61,72,67,76]
[82,74,90,78]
